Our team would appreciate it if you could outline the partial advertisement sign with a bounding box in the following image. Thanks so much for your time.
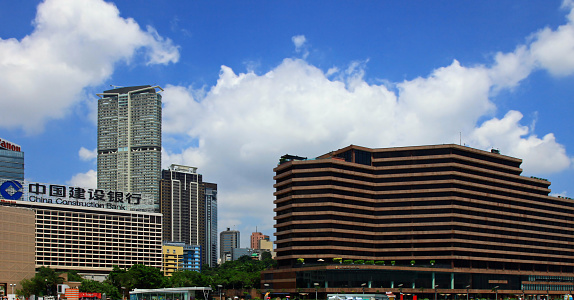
[0,137,21,152]
[0,178,155,212]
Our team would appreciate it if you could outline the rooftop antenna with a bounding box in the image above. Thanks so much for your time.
[110,84,124,89]
[459,132,462,146]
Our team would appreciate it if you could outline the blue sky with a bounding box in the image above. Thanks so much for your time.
[1,0,573,247]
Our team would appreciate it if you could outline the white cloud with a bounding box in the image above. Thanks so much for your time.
[488,3,574,88]
[470,111,571,174]
[292,35,306,50]
[79,147,97,161]
[162,54,573,239]
[67,169,97,189]
[162,4,574,235]
[292,35,309,59]
[0,0,179,134]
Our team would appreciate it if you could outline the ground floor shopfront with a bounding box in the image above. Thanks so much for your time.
[261,265,574,300]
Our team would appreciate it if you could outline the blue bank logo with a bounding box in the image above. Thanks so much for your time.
[0,180,23,200]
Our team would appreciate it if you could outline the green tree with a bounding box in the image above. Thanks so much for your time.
[17,267,63,297]
[127,264,165,289]
[168,270,203,288]
[80,279,120,299]
[67,270,83,282]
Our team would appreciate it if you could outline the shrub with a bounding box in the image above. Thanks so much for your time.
[354,260,365,264]
[333,258,342,263]
[410,260,415,265]
[297,258,305,264]
[343,259,353,264]
[365,260,375,265]
[391,260,396,265]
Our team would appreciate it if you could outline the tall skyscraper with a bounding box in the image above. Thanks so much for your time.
[220,227,240,263]
[0,137,24,181]
[204,182,218,268]
[97,85,162,208]
[160,164,217,268]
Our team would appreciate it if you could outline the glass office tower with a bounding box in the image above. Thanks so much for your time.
[0,137,24,181]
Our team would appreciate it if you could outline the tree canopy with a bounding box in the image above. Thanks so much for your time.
[18,255,276,300]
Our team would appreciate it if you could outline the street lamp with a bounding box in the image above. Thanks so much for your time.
[217,285,223,300]
[493,286,499,300]
[361,283,367,294]
[121,287,126,300]
[264,283,270,299]
[466,285,470,300]
[314,283,319,300]
[434,285,439,300]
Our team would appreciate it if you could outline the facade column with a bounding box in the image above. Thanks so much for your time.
[392,281,395,288]
[432,273,436,289]
[451,273,455,289]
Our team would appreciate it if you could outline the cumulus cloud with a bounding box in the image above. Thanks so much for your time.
[162,56,573,238]
[0,0,179,134]
[161,3,574,236]
[292,35,309,59]
[489,1,574,89]
[470,111,571,174]
[79,147,97,161]
[67,169,97,188]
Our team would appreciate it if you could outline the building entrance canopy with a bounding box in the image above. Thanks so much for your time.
[130,287,212,300]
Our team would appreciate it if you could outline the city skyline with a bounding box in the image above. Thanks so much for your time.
[0,0,573,247]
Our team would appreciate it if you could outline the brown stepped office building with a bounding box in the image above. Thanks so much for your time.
[262,144,574,299]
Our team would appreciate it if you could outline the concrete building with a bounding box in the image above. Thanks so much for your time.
[97,85,163,209]
[204,182,218,268]
[0,137,24,181]
[0,178,161,278]
[160,164,217,268]
[250,231,269,249]
[220,228,240,263]
[259,239,275,259]
[231,248,255,261]
[162,242,201,276]
[263,144,574,299]
[0,205,35,298]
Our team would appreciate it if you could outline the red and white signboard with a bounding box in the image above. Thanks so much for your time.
[0,138,21,152]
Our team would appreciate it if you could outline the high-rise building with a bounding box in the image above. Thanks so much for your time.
[0,178,162,279]
[97,85,163,209]
[0,137,24,181]
[264,144,574,297]
[160,164,217,269]
[204,182,218,268]
[250,231,269,249]
[220,227,239,263]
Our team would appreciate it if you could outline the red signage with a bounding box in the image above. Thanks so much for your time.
[79,293,101,299]
[0,138,21,152]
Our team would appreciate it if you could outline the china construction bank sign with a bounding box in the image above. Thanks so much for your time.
[0,178,155,212]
